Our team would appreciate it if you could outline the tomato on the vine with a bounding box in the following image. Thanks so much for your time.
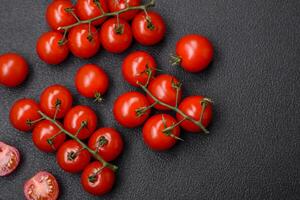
[0,53,28,87]
[107,0,141,21]
[0,142,20,176]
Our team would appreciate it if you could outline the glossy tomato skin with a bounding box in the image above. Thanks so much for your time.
[81,161,115,196]
[63,105,97,140]
[176,96,213,133]
[122,51,157,87]
[147,74,182,110]
[40,84,73,119]
[10,99,41,132]
[32,120,66,153]
[24,171,59,200]
[107,0,141,21]
[0,53,28,87]
[75,64,109,99]
[56,140,91,173]
[113,92,151,128]
[176,34,214,73]
[75,0,108,26]
[46,0,76,31]
[36,31,69,64]
[0,142,20,176]
[88,128,124,161]
[68,24,100,58]
[132,11,166,46]
[143,114,180,151]
[100,18,132,53]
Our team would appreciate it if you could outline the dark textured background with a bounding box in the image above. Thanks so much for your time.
[0,0,299,199]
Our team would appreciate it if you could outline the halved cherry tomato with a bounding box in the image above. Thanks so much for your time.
[0,142,20,176]
[107,0,141,21]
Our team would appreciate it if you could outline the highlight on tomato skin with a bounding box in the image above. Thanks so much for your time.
[0,141,21,176]
[107,0,141,21]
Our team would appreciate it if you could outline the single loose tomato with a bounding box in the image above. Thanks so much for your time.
[63,105,97,140]
[36,31,69,65]
[176,96,213,133]
[68,24,101,58]
[81,161,115,196]
[142,114,180,151]
[108,0,141,21]
[0,53,28,87]
[75,0,108,26]
[132,11,166,46]
[175,34,214,73]
[113,92,151,128]
[24,171,59,200]
[147,74,182,110]
[100,18,132,53]
[32,120,66,153]
[122,51,157,87]
[0,142,20,176]
[56,140,91,173]
[40,84,73,119]
[75,64,109,101]
[88,128,123,162]
[10,99,41,132]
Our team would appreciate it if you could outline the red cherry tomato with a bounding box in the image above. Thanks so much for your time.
[107,0,141,21]
[113,92,151,128]
[46,0,76,31]
[88,128,123,162]
[75,0,108,26]
[68,24,101,58]
[81,161,115,196]
[75,64,109,101]
[176,96,213,133]
[63,105,97,140]
[32,120,66,153]
[10,99,41,132]
[143,114,180,151]
[0,142,20,176]
[56,140,91,173]
[40,84,73,119]
[122,51,157,87]
[132,11,166,46]
[147,74,182,110]
[100,18,132,53]
[24,171,59,200]
[175,34,214,73]
[0,53,28,87]
[36,31,69,65]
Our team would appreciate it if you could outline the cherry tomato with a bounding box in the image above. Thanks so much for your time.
[68,24,101,58]
[24,171,59,200]
[175,34,214,73]
[75,64,109,101]
[147,74,182,111]
[40,84,73,119]
[132,11,166,46]
[88,128,123,162]
[75,0,108,26]
[113,92,151,128]
[81,161,115,196]
[143,114,180,151]
[63,105,97,140]
[107,0,141,21]
[46,0,77,31]
[0,53,28,87]
[176,96,213,133]
[32,120,66,153]
[122,51,157,87]
[100,18,132,53]
[0,142,20,176]
[10,99,41,132]
[56,140,91,173]
[36,31,69,65]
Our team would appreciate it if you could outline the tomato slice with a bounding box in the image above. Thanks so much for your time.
[0,141,20,176]
[24,171,59,200]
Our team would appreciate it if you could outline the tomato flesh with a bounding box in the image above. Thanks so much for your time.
[0,142,20,176]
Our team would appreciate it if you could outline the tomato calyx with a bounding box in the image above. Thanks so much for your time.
[94,92,104,103]
[135,101,157,117]
[161,115,184,141]
[146,16,155,30]
[26,117,44,127]
[199,98,213,124]
[88,166,105,183]
[67,148,84,161]
[93,0,105,13]
[170,54,182,66]
[96,136,108,148]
